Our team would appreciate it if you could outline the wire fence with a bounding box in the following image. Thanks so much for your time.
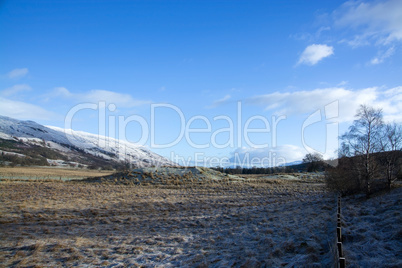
[337,195,346,268]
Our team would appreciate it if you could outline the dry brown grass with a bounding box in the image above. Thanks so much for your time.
[0,179,336,267]
[0,166,114,181]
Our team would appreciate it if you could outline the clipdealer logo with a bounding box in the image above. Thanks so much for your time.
[63,101,339,167]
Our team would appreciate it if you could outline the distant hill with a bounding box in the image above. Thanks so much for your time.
[0,115,176,169]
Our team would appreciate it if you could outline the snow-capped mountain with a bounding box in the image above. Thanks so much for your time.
[0,115,176,168]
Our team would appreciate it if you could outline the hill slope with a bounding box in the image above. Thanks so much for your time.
[0,115,175,168]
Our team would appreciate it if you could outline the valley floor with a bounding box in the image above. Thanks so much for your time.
[1,177,400,267]
[0,167,114,181]
[0,180,336,267]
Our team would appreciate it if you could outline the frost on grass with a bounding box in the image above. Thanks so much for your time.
[342,187,402,268]
[0,179,336,267]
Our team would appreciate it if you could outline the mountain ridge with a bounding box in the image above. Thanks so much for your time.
[0,115,176,168]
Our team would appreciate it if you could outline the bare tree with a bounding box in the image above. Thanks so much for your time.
[340,105,384,197]
[303,152,323,163]
[302,152,324,172]
[380,123,402,189]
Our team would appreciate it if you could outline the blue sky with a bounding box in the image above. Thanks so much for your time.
[1,0,401,166]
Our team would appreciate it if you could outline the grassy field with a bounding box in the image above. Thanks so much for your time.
[341,187,402,267]
[0,177,337,267]
[0,167,114,181]
[1,170,399,267]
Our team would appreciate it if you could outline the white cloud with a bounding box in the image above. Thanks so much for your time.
[208,94,231,108]
[6,68,29,79]
[335,0,402,46]
[0,97,57,121]
[48,88,150,108]
[377,86,402,122]
[370,46,395,65]
[1,84,32,97]
[297,44,334,65]
[246,86,402,123]
[230,145,307,167]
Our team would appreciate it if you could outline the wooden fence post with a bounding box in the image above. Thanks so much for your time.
[337,196,346,267]
[337,242,343,257]
[339,257,346,268]
[337,227,342,242]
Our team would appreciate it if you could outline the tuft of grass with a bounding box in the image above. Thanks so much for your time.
[28,242,45,254]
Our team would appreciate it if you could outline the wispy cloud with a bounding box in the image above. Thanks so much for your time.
[48,88,150,108]
[51,87,73,98]
[334,0,402,64]
[0,97,57,121]
[335,0,402,46]
[1,84,32,97]
[6,68,29,79]
[245,86,402,122]
[207,94,231,108]
[370,46,395,65]
[337,81,348,86]
[297,44,334,65]
[291,26,331,43]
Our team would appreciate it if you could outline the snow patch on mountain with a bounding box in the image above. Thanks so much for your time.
[0,115,176,167]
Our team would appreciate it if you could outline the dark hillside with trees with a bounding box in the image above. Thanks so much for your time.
[326,105,402,196]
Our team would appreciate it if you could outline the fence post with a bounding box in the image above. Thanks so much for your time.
[339,257,346,268]
[337,242,343,257]
[336,195,346,267]
[337,227,342,242]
